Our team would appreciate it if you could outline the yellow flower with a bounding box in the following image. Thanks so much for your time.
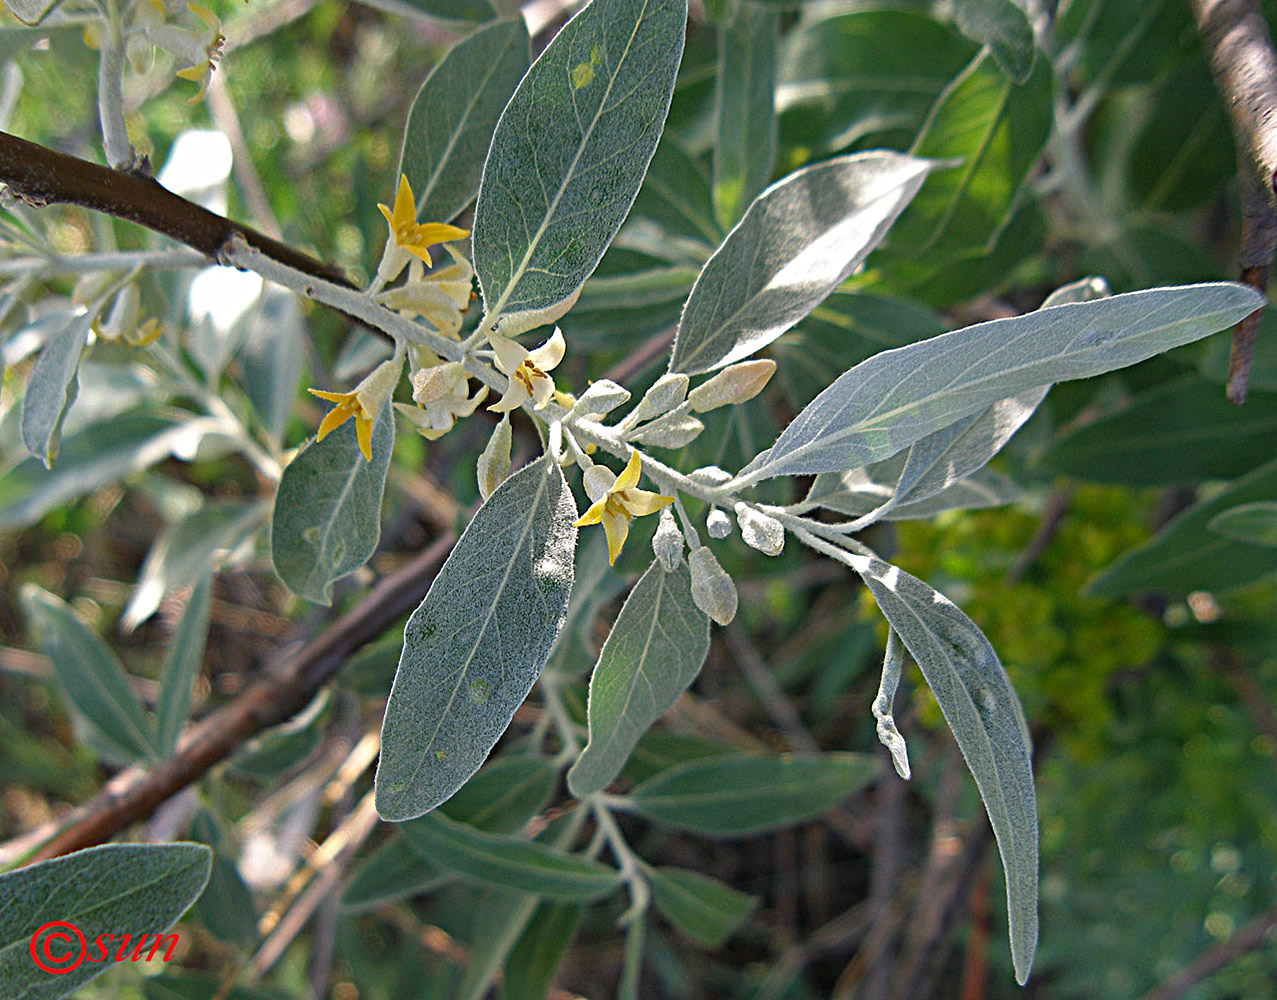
[169,4,225,104]
[395,361,487,440]
[376,175,470,282]
[488,328,565,412]
[574,451,674,565]
[308,354,403,462]
[376,246,473,339]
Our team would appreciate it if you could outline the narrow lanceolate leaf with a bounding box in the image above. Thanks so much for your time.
[737,283,1263,483]
[851,553,1037,985]
[399,812,620,900]
[504,902,582,1000]
[0,843,212,1000]
[626,753,876,836]
[648,867,757,949]
[376,457,577,821]
[155,576,212,758]
[1209,502,1277,547]
[398,17,530,224]
[21,585,157,764]
[953,0,1036,83]
[21,311,92,468]
[805,462,1022,521]
[828,386,1046,528]
[472,0,687,334]
[1088,456,1277,597]
[712,3,777,229]
[341,837,452,911]
[568,561,710,797]
[669,152,936,375]
[271,398,393,605]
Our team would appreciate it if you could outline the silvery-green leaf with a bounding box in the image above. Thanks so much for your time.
[669,152,936,375]
[953,0,1036,83]
[123,501,263,630]
[376,457,577,821]
[477,414,512,501]
[21,311,91,468]
[472,0,687,333]
[1040,275,1110,307]
[21,584,157,764]
[2,0,58,25]
[188,809,257,946]
[891,467,1022,519]
[738,283,1263,483]
[229,690,331,778]
[271,398,393,605]
[629,410,704,448]
[0,843,211,1000]
[712,3,777,229]
[399,812,620,900]
[155,575,212,758]
[0,411,213,530]
[632,137,720,249]
[341,837,452,912]
[398,18,530,224]
[572,379,631,416]
[567,560,710,796]
[1208,502,1277,547]
[873,630,910,779]
[851,553,1036,985]
[238,288,306,445]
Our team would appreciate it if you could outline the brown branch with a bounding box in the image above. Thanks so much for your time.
[1189,0,1277,403]
[0,129,350,288]
[2,532,454,867]
[1136,905,1277,1000]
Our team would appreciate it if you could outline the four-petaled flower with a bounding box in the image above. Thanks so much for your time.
[376,175,469,283]
[574,451,674,565]
[488,328,565,412]
[309,353,403,462]
[395,361,488,440]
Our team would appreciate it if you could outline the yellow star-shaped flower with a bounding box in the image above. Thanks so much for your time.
[574,451,674,565]
[488,328,565,412]
[376,175,469,281]
[308,354,403,462]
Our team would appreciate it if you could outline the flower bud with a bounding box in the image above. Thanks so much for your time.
[689,546,737,625]
[625,373,688,425]
[706,508,732,539]
[477,414,511,501]
[629,411,704,448]
[573,379,631,417]
[583,463,617,503]
[652,507,684,570]
[689,466,732,487]
[688,360,776,412]
[734,502,784,556]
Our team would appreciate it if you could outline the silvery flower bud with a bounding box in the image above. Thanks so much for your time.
[652,507,684,570]
[734,502,784,556]
[477,414,512,501]
[689,546,737,625]
[689,466,732,487]
[688,360,776,412]
[629,411,704,448]
[583,463,617,503]
[706,508,732,539]
[625,373,689,425]
[573,379,631,417]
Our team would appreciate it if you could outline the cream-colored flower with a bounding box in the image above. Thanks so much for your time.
[308,353,403,462]
[488,328,565,412]
[376,246,473,339]
[375,175,469,284]
[394,361,487,440]
[574,451,674,565]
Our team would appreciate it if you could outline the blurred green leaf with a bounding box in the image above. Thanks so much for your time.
[952,0,1036,83]
[436,753,557,833]
[238,288,306,446]
[341,836,452,911]
[626,752,876,836]
[188,808,258,946]
[1089,457,1277,596]
[399,812,621,900]
[229,691,330,778]
[649,866,757,948]
[1208,502,1277,547]
[712,3,777,229]
[155,575,212,757]
[503,901,582,1000]
[1041,378,1277,485]
[21,584,157,764]
[21,311,90,468]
